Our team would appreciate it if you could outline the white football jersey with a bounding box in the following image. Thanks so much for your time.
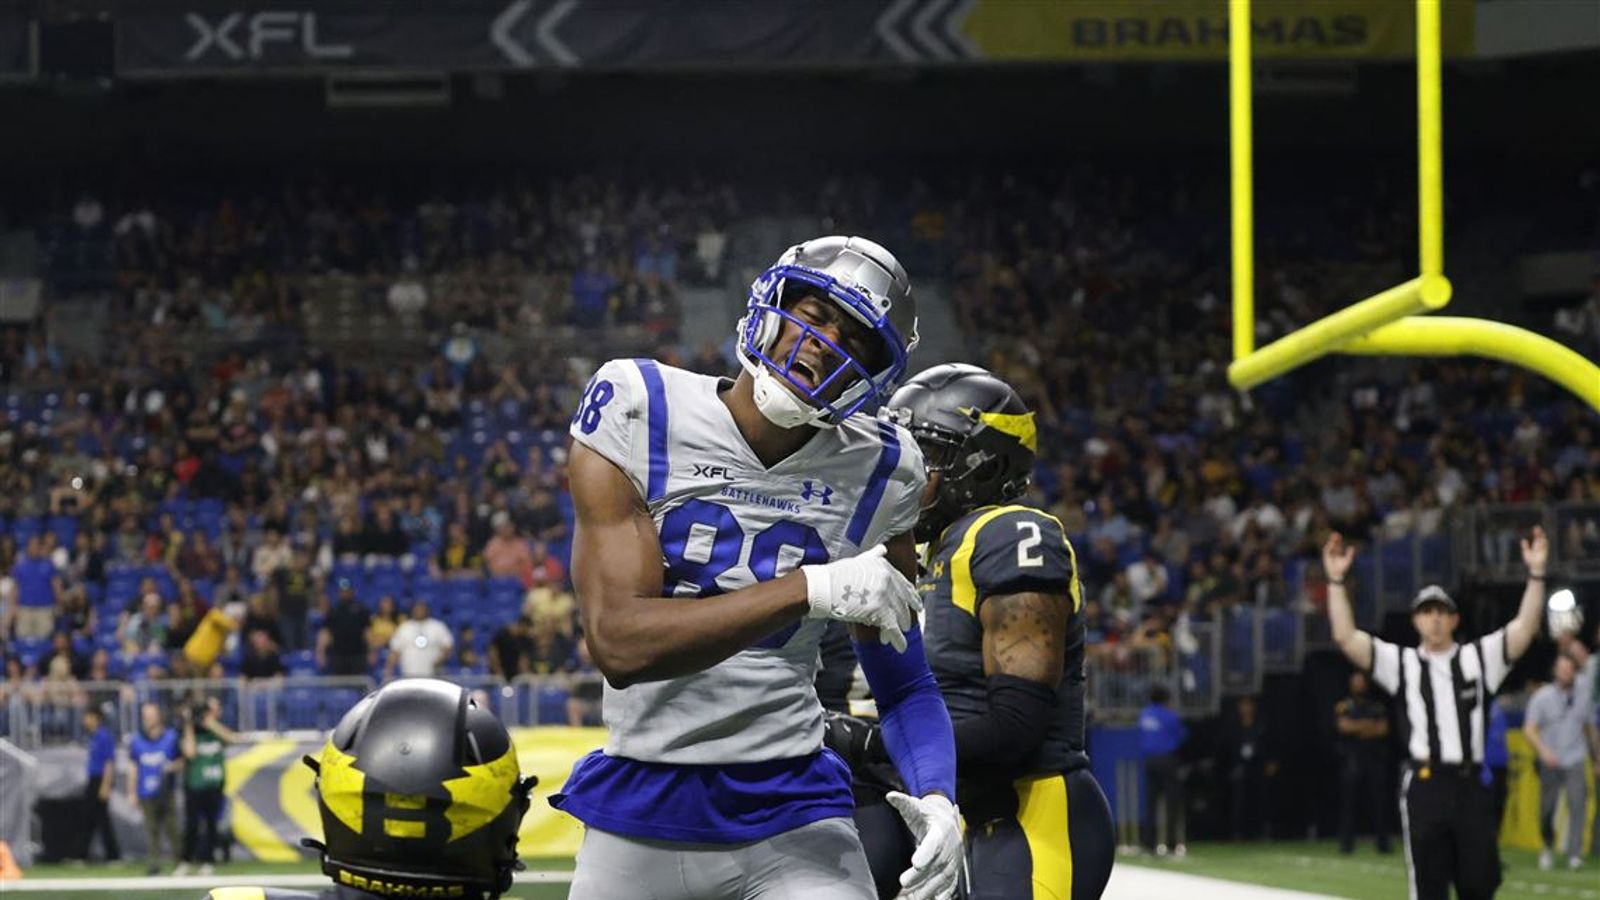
[569,358,924,764]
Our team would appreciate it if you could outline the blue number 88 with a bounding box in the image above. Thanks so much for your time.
[658,500,829,648]
[573,379,614,435]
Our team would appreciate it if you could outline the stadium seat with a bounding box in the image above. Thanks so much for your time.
[10,516,42,543]
[47,514,79,546]
[15,638,51,670]
[368,569,407,603]
[253,692,274,729]
[446,578,483,614]
[486,577,523,613]
[106,574,140,609]
[1262,608,1297,662]
[289,650,317,675]
[536,685,571,725]
[412,575,444,608]
[331,560,363,585]
[326,688,365,721]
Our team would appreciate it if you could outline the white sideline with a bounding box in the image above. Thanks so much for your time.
[1106,865,1344,899]
[0,871,575,892]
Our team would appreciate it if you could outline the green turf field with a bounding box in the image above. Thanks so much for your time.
[6,842,1595,899]
[1121,840,1598,900]
[0,858,575,900]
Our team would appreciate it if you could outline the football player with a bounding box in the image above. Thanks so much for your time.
[830,363,1115,899]
[554,236,962,900]
[201,678,536,900]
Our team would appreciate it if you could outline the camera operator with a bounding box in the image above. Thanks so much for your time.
[178,696,240,876]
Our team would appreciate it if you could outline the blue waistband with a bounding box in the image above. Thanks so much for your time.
[549,748,854,843]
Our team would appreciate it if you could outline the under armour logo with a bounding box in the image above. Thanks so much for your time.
[801,481,833,505]
[839,586,866,607]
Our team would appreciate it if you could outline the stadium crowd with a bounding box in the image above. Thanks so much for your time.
[2,165,1597,716]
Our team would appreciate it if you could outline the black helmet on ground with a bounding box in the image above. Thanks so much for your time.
[302,678,536,899]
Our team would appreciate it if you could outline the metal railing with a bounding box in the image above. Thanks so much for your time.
[1086,619,1223,722]
[1,672,605,750]
[1453,501,1600,581]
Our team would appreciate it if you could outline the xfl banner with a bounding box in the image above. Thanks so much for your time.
[113,0,1474,75]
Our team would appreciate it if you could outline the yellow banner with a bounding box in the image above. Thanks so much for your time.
[961,0,1474,61]
[226,727,604,862]
[510,726,600,858]
[1503,731,1596,853]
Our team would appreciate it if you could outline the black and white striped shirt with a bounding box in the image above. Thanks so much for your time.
[1369,628,1510,766]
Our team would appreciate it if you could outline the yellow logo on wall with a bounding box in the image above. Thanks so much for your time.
[959,0,1474,61]
[225,728,603,863]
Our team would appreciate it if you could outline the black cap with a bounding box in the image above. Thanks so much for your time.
[1411,584,1457,613]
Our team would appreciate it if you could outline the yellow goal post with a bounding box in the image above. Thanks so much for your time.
[1225,0,1599,412]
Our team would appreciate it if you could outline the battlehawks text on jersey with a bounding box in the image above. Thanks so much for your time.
[921,504,1088,811]
[551,358,925,843]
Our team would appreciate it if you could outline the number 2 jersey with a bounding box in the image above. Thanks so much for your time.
[551,358,925,842]
[921,504,1088,819]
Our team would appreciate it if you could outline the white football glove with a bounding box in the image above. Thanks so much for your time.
[885,791,964,900]
[801,544,921,652]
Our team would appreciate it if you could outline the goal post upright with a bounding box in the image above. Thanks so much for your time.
[1229,0,1255,363]
[1224,0,1599,412]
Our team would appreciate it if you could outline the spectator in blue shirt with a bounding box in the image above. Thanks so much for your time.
[78,705,121,863]
[11,535,62,641]
[1139,683,1189,857]
[127,702,181,875]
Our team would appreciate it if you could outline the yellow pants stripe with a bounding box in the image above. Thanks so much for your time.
[1014,773,1072,900]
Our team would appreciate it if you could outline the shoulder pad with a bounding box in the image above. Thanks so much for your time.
[951,506,1079,615]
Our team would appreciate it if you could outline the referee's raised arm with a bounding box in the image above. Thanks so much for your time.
[1502,525,1550,663]
[1322,533,1372,672]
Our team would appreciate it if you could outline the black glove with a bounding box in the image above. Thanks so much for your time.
[823,711,888,769]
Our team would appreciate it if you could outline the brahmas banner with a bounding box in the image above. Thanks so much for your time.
[224,727,602,861]
[959,0,1475,61]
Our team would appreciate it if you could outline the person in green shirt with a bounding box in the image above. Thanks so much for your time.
[178,695,240,876]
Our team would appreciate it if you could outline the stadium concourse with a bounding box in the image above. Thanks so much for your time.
[3,160,1598,888]
[6,166,1595,695]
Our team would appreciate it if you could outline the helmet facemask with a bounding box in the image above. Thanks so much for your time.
[904,412,1033,544]
[737,239,917,428]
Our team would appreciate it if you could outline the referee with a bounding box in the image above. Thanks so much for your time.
[1324,527,1549,900]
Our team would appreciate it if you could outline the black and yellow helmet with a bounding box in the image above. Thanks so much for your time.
[303,679,535,899]
[883,363,1037,543]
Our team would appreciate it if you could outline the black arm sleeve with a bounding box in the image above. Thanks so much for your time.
[814,620,857,713]
[951,674,1057,768]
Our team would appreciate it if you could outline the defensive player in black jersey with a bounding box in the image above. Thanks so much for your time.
[201,678,535,900]
[825,363,1114,900]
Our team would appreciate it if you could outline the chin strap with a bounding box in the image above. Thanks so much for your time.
[751,365,834,429]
